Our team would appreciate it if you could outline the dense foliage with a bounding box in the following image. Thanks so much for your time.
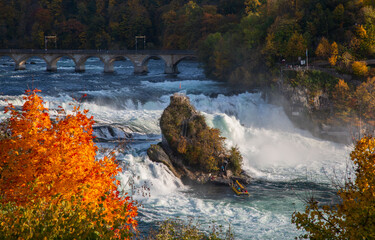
[284,70,339,92]
[292,135,375,239]
[0,90,137,239]
[0,197,135,239]
[0,0,242,50]
[199,0,375,86]
[327,76,375,129]
[160,94,243,174]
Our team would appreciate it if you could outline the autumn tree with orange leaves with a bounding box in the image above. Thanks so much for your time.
[0,89,137,239]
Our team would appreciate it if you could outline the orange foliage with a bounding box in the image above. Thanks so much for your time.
[315,37,330,59]
[328,41,338,66]
[0,90,137,231]
[352,61,369,77]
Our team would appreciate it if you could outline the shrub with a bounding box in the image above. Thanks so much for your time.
[0,196,133,240]
[228,147,243,175]
[149,218,234,240]
[352,61,369,77]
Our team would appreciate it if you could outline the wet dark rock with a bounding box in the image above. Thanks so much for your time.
[93,125,132,142]
[147,93,251,186]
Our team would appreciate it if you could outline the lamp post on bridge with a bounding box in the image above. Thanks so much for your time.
[44,36,57,50]
[135,36,146,52]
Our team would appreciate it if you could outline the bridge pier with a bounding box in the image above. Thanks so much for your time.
[104,62,114,73]
[103,57,115,73]
[134,65,148,74]
[127,55,149,74]
[46,62,57,71]
[161,55,182,74]
[75,63,85,72]
[15,61,26,71]
[164,63,179,74]
[45,55,59,72]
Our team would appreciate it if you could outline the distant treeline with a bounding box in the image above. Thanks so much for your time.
[0,0,374,85]
[0,0,243,50]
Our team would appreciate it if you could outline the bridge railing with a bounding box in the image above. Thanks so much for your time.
[0,49,196,55]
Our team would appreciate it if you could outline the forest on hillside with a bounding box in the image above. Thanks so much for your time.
[0,0,243,49]
[0,0,374,84]
[199,0,375,85]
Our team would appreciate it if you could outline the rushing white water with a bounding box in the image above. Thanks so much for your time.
[0,57,352,239]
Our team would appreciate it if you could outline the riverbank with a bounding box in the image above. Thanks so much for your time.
[263,67,375,144]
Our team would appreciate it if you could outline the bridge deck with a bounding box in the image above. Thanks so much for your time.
[0,49,197,74]
[0,49,196,55]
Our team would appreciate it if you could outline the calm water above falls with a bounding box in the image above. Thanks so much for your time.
[0,57,352,239]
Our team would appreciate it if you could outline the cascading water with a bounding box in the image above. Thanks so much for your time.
[0,57,352,239]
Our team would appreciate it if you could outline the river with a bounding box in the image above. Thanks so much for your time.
[0,56,352,239]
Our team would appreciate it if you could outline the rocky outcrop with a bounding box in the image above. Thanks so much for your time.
[147,93,251,185]
[147,143,181,178]
[274,73,352,144]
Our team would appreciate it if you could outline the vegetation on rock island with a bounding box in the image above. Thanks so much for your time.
[160,94,243,174]
[292,135,375,239]
[0,90,137,239]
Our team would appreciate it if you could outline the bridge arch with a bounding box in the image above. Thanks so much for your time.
[43,55,76,71]
[139,55,166,74]
[141,55,164,65]
[174,55,198,65]
[54,55,77,71]
[102,55,128,73]
[12,55,50,71]
[0,55,16,70]
[72,55,106,72]
[158,55,198,74]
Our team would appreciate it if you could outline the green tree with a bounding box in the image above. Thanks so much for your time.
[285,32,306,62]
[267,17,301,60]
[199,32,222,76]
[333,4,345,28]
[228,146,243,175]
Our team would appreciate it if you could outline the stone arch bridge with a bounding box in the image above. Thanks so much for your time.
[0,49,197,74]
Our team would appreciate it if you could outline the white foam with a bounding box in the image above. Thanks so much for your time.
[201,101,351,183]
[116,153,184,198]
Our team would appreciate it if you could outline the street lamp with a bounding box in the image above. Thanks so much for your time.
[306,48,309,69]
[44,35,57,50]
[135,36,146,51]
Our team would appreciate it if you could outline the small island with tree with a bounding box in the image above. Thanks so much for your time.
[147,93,250,186]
